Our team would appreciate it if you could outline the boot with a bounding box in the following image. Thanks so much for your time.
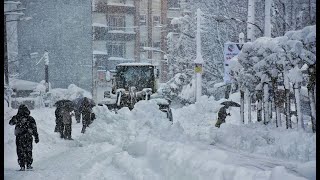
[81,126,86,133]
[27,165,33,169]
[19,166,25,171]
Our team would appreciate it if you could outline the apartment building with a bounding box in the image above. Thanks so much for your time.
[91,0,186,100]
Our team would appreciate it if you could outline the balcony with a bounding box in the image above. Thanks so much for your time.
[93,26,136,41]
[93,0,135,14]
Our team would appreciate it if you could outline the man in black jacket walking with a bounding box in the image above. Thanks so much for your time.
[9,104,39,171]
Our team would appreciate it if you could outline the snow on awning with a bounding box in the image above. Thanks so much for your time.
[108,30,135,34]
[10,78,40,91]
[107,3,135,7]
[117,62,153,66]
[92,23,108,27]
[4,12,24,15]
[142,47,164,53]
[93,50,108,55]
[4,1,21,4]
[108,57,134,61]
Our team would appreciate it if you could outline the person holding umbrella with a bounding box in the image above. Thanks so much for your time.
[215,101,240,128]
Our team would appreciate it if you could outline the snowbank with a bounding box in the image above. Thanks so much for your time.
[174,95,316,163]
[4,96,313,179]
[49,84,92,103]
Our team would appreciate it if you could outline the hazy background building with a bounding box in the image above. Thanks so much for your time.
[17,0,92,91]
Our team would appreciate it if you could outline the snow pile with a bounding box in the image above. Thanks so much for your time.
[159,73,194,104]
[49,84,92,103]
[174,95,316,163]
[4,96,313,179]
[210,123,316,162]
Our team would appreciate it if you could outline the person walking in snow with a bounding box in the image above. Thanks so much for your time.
[54,106,64,138]
[9,104,39,171]
[79,97,93,133]
[215,106,231,128]
[61,108,74,140]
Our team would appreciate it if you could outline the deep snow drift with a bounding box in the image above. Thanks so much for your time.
[4,95,315,180]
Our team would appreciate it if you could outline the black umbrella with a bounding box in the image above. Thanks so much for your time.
[73,97,96,108]
[54,99,75,111]
[220,101,241,108]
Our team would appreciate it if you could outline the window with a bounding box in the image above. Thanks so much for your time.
[140,15,146,25]
[108,15,125,31]
[168,0,180,9]
[107,42,126,58]
[153,41,160,48]
[153,16,160,25]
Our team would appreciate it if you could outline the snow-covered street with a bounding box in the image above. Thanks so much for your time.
[4,97,315,180]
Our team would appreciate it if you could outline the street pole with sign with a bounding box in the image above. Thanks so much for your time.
[194,8,204,102]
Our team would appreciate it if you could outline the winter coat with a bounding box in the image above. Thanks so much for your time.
[215,106,230,128]
[218,106,228,121]
[61,109,72,125]
[9,104,39,140]
[80,98,92,116]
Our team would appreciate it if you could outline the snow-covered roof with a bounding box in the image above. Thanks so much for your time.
[93,50,108,55]
[10,78,40,91]
[117,62,153,66]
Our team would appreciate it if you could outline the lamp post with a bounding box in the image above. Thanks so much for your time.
[194,8,204,102]
[43,51,49,92]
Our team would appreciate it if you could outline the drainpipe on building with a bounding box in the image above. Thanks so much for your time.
[147,0,152,61]
[134,0,140,62]
[160,0,168,82]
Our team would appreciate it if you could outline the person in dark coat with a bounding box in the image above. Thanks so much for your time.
[80,97,93,133]
[54,106,64,139]
[73,97,83,123]
[9,104,39,171]
[215,106,231,128]
[61,108,73,140]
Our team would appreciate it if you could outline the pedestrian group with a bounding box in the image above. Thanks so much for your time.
[9,96,95,171]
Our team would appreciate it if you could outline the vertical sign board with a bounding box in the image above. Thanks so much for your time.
[194,63,202,73]
[223,42,243,84]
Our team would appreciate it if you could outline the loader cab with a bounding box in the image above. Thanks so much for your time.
[115,63,157,93]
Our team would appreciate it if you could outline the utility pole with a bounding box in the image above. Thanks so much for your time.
[194,8,204,102]
[247,0,256,42]
[264,0,272,37]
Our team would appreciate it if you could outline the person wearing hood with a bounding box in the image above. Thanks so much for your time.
[9,104,39,171]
